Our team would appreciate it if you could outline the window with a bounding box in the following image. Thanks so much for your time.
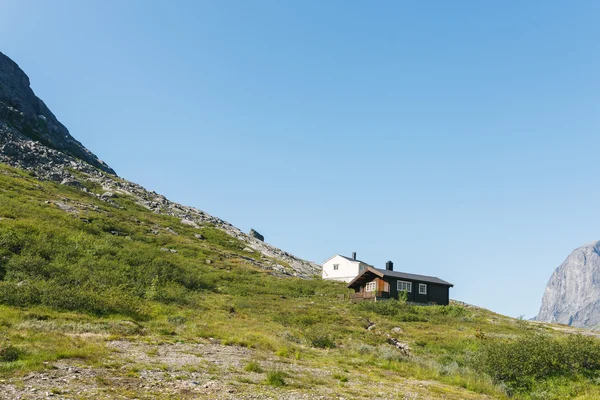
[419,283,427,295]
[365,281,377,292]
[359,264,366,272]
[333,264,339,270]
[397,281,412,293]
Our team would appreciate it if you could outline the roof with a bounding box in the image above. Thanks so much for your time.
[321,253,373,266]
[347,267,454,288]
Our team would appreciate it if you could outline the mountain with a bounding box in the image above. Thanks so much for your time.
[0,51,319,278]
[0,52,114,174]
[537,240,600,329]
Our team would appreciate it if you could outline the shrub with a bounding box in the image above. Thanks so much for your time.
[265,370,286,387]
[244,361,263,373]
[358,298,408,317]
[474,333,600,394]
[0,345,21,362]
[304,328,336,349]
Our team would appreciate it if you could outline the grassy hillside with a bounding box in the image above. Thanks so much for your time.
[1,163,600,399]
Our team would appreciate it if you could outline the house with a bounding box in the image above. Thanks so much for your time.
[321,252,372,283]
[347,261,453,305]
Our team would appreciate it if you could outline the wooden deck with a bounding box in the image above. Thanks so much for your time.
[350,291,390,301]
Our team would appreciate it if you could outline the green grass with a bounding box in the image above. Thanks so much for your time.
[0,163,599,399]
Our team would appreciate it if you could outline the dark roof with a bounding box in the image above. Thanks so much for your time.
[372,268,453,286]
[347,267,453,288]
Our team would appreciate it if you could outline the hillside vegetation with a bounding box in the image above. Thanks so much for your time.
[1,163,600,399]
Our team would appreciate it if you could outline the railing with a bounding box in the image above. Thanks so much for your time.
[350,291,389,300]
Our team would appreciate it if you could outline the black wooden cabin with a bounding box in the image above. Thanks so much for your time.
[347,262,453,305]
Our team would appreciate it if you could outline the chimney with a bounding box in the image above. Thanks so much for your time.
[386,261,393,271]
[352,252,357,260]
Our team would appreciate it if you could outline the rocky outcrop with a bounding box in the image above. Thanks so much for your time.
[0,52,320,278]
[249,229,264,242]
[0,51,114,174]
[537,240,600,329]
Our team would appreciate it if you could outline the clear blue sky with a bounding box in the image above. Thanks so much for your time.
[2,1,600,318]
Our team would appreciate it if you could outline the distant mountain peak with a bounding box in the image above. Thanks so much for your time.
[537,240,600,329]
[0,51,115,174]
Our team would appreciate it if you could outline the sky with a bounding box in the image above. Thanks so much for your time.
[2,1,600,318]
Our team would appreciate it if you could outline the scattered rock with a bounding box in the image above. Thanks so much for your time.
[205,260,212,265]
[387,335,410,357]
[194,234,204,240]
[243,247,254,253]
[391,327,403,334]
[54,202,77,213]
[166,227,178,235]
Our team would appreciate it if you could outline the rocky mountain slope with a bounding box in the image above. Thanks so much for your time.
[0,52,114,174]
[0,51,319,278]
[537,240,600,329]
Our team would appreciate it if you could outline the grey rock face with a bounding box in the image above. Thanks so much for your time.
[0,51,115,174]
[537,240,600,329]
[249,229,264,242]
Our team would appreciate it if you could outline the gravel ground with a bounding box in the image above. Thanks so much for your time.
[0,340,495,400]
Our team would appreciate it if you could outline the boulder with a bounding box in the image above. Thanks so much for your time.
[249,229,264,242]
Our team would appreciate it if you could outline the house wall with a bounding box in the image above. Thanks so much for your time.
[322,255,366,282]
[386,277,450,305]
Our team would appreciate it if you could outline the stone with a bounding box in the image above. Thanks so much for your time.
[243,247,254,253]
[181,219,199,228]
[537,240,600,328]
[194,234,204,240]
[54,202,77,213]
[249,229,264,242]
[391,327,403,334]
[387,335,410,357]
[60,178,84,189]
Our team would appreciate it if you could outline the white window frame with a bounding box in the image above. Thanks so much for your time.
[333,264,339,270]
[365,281,377,292]
[418,283,427,295]
[397,281,412,293]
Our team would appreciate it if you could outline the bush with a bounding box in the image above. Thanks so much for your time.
[265,370,286,387]
[304,328,336,349]
[0,345,21,362]
[474,333,600,394]
[358,298,408,316]
[244,361,264,373]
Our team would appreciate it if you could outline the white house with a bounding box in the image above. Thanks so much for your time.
[321,252,372,282]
